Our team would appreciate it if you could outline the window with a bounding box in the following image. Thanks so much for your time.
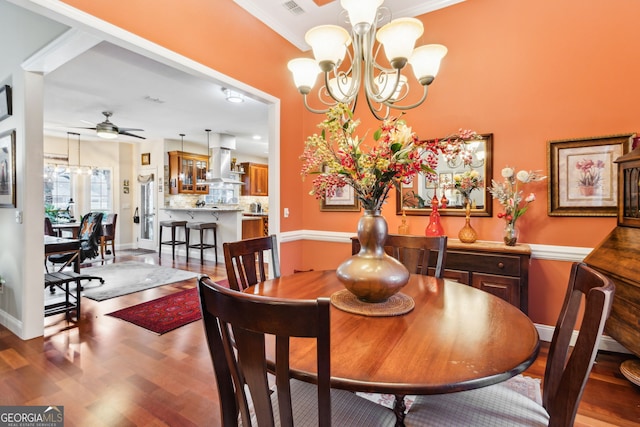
[90,168,112,212]
[44,166,72,209]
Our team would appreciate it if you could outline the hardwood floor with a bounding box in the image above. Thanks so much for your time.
[0,252,638,426]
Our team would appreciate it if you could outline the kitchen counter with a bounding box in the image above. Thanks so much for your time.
[159,207,243,263]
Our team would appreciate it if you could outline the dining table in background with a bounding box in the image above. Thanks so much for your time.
[44,235,81,273]
[244,270,540,422]
[51,222,81,239]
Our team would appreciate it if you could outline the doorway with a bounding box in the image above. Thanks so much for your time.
[137,167,157,251]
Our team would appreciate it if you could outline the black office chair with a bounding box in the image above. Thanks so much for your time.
[48,212,105,292]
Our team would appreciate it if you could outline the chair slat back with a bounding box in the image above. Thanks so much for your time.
[198,276,331,427]
[223,235,280,291]
[352,234,447,278]
[543,262,615,426]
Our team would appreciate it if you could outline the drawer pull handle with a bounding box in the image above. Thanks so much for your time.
[498,262,505,269]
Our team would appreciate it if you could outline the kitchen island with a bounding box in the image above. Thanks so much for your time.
[159,206,243,263]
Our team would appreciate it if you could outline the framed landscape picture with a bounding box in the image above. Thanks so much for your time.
[0,130,16,208]
[548,133,634,216]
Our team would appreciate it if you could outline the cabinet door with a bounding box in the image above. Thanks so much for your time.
[195,158,209,193]
[180,157,195,192]
[251,165,268,195]
[471,273,521,309]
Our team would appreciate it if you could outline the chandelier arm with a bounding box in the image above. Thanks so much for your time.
[364,92,390,121]
[302,94,331,115]
[382,84,429,110]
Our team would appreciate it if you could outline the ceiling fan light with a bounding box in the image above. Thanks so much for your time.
[376,18,424,69]
[96,128,118,139]
[305,25,351,72]
[409,44,448,85]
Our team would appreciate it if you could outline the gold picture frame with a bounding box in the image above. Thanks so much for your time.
[141,152,150,165]
[320,185,360,212]
[548,133,634,216]
[0,129,16,208]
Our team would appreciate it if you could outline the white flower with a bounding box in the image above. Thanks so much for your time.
[525,193,536,202]
[501,167,514,178]
[516,170,530,183]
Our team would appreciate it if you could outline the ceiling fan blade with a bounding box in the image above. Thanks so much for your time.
[120,131,146,139]
[118,127,144,132]
[80,119,96,126]
[72,126,98,130]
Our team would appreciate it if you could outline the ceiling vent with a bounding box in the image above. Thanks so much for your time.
[282,0,305,15]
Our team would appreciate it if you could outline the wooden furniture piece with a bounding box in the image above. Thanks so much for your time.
[244,270,540,423]
[241,216,264,239]
[223,235,280,291]
[351,237,530,312]
[351,234,448,278]
[100,213,117,259]
[198,276,396,427]
[44,271,83,321]
[403,262,615,427]
[168,151,209,194]
[240,162,268,196]
[51,222,81,238]
[44,217,55,236]
[584,146,640,384]
[45,236,80,273]
[186,221,218,264]
[159,220,188,260]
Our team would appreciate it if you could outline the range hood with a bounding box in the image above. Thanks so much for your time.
[206,133,244,184]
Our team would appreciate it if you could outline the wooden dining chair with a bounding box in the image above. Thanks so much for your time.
[351,234,448,278]
[223,234,280,291]
[198,276,397,427]
[100,213,117,259]
[403,262,615,427]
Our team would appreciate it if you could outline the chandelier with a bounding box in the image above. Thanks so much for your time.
[44,132,95,177]
[287,0,447,120]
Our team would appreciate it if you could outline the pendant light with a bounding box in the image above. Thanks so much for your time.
[205,129,212,180]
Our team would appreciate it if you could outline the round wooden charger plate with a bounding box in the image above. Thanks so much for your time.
[330,289,414,317]
[620,359,640,386]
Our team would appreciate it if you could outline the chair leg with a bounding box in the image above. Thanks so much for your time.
[111,239,115,257]
[185,227,190,262]
[100,237,105,260]
[200,229,205,265]
[213,227,218,264]
[158,226,163,257]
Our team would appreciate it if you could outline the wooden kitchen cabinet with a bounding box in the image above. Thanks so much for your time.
[241,162,268,196]
[168,151,209,195]
[242,217,264,239]
[350,237,531,313]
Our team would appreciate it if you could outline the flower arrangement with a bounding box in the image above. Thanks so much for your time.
[452,169,483,202]
[489,166,546,228]
[575,158,605,187]
[300,103,477,212]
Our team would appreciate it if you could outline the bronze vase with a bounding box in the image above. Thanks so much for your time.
[458,201,478,243]
[336,210,410,302]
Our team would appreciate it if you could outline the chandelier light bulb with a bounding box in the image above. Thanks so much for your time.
[341,0,383,34]
[288,58,321,94]
[409,44,448,85]
[305,25,351,72]
[376,18,424,69]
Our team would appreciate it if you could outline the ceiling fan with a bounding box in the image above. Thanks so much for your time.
[80,111,145,139]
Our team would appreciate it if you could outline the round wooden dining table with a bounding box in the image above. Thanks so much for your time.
[244,270,540,398]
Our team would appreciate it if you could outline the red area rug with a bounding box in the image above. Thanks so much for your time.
[106,279,228,334]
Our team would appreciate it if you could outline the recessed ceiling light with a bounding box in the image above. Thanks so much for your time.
[252,135,261,140]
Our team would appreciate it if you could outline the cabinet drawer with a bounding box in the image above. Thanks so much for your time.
[446,252,521,277]
[471,273,521,309]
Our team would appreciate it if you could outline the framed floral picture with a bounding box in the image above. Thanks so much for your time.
[548,133,634,216]
[320,185,360,212]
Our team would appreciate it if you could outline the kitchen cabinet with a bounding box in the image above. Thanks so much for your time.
[168,151,209,195]
[350,237,530,313]
[242,217,264,239]
[241,162,268,196]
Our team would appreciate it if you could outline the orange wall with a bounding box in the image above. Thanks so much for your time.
[62,0,640,327]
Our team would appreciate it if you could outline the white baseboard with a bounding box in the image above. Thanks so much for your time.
[535,323,631,354]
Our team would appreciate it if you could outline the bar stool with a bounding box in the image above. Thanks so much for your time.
[186,222,218,264]
[159,220,188,260]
